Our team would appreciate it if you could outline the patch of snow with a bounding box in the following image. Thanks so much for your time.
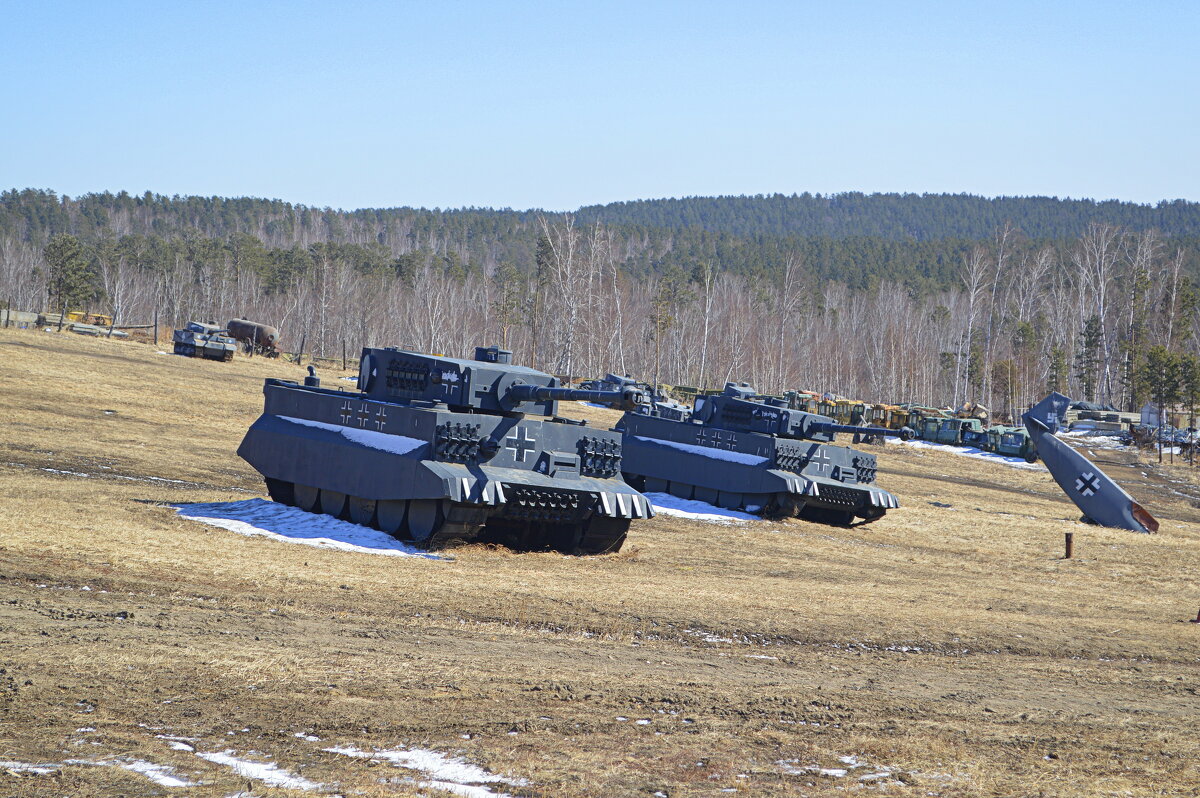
[120,759,195,788]
[294,732,321,742]
[43,467,91,477]
[636,719,652,725]
[76,727,96,732]
[167,741,195,752]
[643,492,757,523]
[325,745,522,797]
[632,435,769,465]
[1059,431,1127,450]
[580,402,611,409]
[173,498,447,559]
[197,750,320,791]
[279,415,425,455]
[0,760,59,775]
[889,438,1045,471]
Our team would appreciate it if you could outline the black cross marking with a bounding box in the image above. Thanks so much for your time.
[1075,472,1101,497]
[373,407,387,430]
[505,427,536,462]
[809,448,831,474]
[354,402,373,428]
[339,400,353,424]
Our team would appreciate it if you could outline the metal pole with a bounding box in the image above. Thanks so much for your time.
[1064,532,1074,559]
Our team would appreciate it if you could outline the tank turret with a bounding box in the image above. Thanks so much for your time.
[618,381,906,526]
[356,346,648,414]
[238,346,653,554]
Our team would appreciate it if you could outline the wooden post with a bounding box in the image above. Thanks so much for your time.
[342,339,346,372]
[297,333,307,366]
[1064,532,1074,559]
[3,301,8,329]
[154,309,159,345]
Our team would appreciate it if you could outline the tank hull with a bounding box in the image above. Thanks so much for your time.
[238,379,650,553]
[618,413,899,525]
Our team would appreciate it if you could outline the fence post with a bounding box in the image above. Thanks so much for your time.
[342,339,346,372]
[154,309,159,345]
[1064,532,1074,559]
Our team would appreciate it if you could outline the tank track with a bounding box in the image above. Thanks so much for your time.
[264,478,628,555]
[626,475,887,527]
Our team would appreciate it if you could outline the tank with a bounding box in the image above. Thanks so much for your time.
[172,321,237,361]
[617,382,910,526]
[227,318,281,358]
[237,346,653,554]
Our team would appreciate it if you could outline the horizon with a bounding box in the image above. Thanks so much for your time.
[9,186,1196,216]
[2,2,1196,211]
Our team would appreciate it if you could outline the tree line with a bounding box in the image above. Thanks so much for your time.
[2,189,1200,419]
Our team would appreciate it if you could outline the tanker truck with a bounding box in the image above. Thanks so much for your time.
[226,318,281,358]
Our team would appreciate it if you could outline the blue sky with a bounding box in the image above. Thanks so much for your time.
[1,1,1196,210]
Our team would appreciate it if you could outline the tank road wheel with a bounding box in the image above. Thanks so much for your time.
[406,499,443,543]
[348,496,377,526]
[574,516,630,556]
[293,484,320,512]
[742,493,771,513]
[377,500,409,538]
[264,478,295,506]
[717,491,743,510]
[799,506,855,527]
[643,476,669,494]
[318,489,348,518]
[765,493,804,519]
[668,481,694,500]
[694,486,719,505]
[855,506,887,524]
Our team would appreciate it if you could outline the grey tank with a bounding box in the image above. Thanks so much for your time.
[618,382,907,525]
[173,321,237,361]
[238,346,653,554]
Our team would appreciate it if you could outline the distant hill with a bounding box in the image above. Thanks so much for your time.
[577,192,1200,241]
[3,188,1198,293]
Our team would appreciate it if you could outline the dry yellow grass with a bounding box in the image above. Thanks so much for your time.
[2,326,1200,796]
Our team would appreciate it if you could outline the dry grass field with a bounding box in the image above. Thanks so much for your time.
[2,327,1200,797]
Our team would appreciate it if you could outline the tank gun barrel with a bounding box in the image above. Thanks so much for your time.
[508,383,649,412]
[810,422,915,441]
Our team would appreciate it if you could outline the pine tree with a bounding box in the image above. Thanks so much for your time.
[44,233,101,315]
[1047,347,1068,394]
[1073,316,1102,403]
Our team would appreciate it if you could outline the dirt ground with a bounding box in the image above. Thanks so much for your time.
[2,327,1199,797]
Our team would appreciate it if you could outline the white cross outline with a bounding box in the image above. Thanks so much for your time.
[1075,471,1101,497]
[505,427,537,462]
[373,406,387,430]
[339,399,353,424]
[354,402,373,428]
[808,447,832,474]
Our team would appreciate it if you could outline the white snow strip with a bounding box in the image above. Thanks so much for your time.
[173,499,447,560]
[632,436,769,465]
[325,745,523,795]
[119,759,195,787]
[196,750,320,791]
[279,415,425,455]
[888,438,1045,471]
[0,760,59,774]
[423,781,512,798]
[643,493,758,523]
[166,741,195,752]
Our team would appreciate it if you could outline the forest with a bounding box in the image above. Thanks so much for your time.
[2,188,1199,419]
